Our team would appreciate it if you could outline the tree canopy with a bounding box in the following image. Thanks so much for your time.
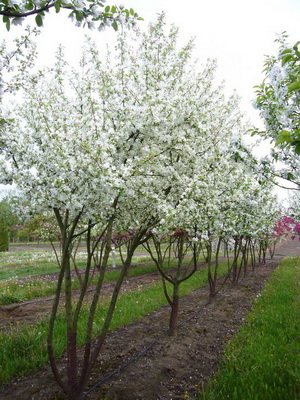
[255,33,300,154]
[253,33,300,190]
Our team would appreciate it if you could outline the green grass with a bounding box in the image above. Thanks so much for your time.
[0,252,153,305]
[0,261,229,383]
[0,258,168,305]
[200,257,300,400]
[0,250,152,280]
[0,248,207,305]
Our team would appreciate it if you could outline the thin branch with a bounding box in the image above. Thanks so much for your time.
[0,2,71,17]
[49,237,61,268]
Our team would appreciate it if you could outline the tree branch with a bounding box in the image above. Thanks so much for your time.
[0,2,62,17]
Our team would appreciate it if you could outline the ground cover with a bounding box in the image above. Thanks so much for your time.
[199,256,300,400]
[0,248,152,281]
[0,250,153,305]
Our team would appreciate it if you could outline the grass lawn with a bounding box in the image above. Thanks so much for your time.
[0,250,152,305]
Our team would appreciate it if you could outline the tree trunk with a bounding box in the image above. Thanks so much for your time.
[169,289,179,336]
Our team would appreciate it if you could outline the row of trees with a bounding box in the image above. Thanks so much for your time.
[1,13,298,400]
[0,198,47,244]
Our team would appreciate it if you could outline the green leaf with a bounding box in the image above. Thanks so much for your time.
[130,8,134,15]
[105,5,110,12]
[75,11,83,21]
[281,54,294,66]
[111,5,116,13]
[35,14,43,27]
[288,81,300,92]
[54,2,61,13]
[293,41,300,51]
[294,129,300,140]
[279,129,292,137]
[24,3,34,10]
[2,15,8,22]
[5,19,10,31]
[112,20,118,31]
[295,142,300,155]
[275,137,290,145]
[280,49,293,55]
[287,172,295,180]
[275,130,293,145]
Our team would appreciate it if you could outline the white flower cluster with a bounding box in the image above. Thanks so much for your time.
[254,34,300,182]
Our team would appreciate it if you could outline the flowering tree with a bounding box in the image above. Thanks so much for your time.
[0,27,39,132]
[196,163,280,289]
[273,214,300,241]
[288,191,300,223]
[254,34,300,191]
[0,11,284,397]
[254,34,300,154]
[1,13,254,397]
[0,0,141,30]
[0,198,11,250]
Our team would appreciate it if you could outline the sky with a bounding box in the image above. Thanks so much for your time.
[0,0,300,201]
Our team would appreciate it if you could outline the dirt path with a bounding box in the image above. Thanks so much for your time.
[0,238,299,400]
[274,235,300,256]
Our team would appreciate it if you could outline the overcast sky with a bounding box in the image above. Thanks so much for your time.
[1,0,299,201]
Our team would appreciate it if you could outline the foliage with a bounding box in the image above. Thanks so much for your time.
[254,33,300,154]
[0,224,8,251]
[0,0,142,31]
[288,191,300,223]
[253,34,300,190]
[0,199,13,251]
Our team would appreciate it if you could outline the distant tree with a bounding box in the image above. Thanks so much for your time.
[0,225,8,251]
[0,212,8,250]
[0,0,142,31]
[0,199,13,250]
[288,191,300,223]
